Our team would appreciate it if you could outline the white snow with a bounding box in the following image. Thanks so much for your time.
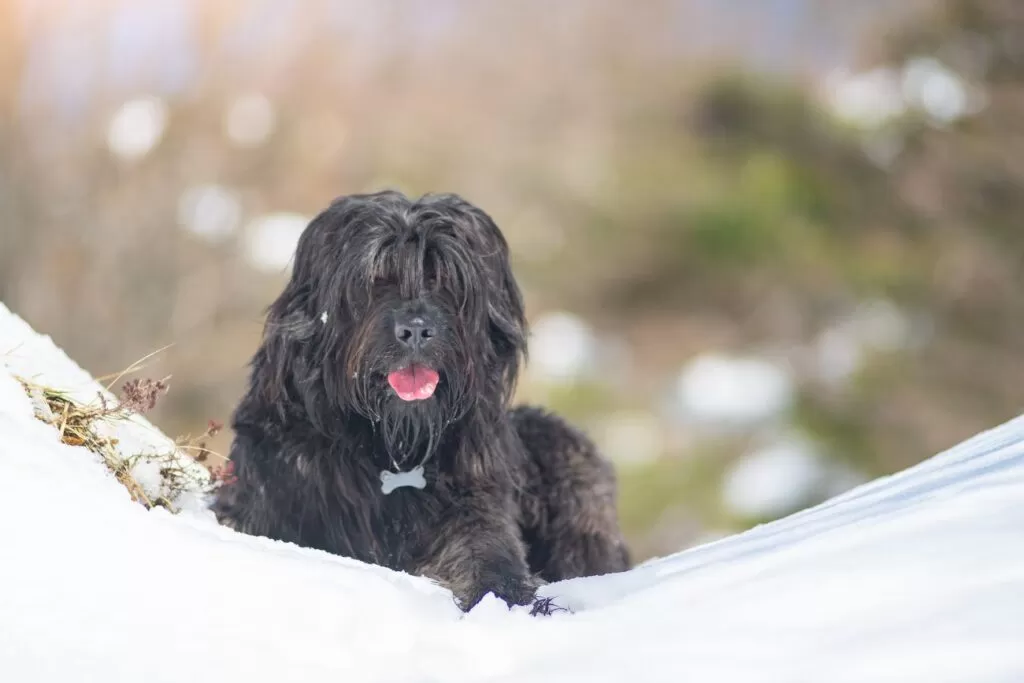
[722,435,827,519]
[810,300,927,386]
[127,456,167,500]
[243,212,310,273]
[2,300,1024,682]
[178,184,243,244]
[822,67,906,129]
[106,96,169,161]
[823,59,984,131]
[674,352,795,429]
[527,311,598,384]
[901,57,973,125]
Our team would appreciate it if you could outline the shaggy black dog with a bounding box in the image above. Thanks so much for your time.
[212,190,630,612]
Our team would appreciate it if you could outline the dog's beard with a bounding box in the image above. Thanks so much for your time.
[367,369,465,469]
[376,400,444,468]
[336,307,474,468]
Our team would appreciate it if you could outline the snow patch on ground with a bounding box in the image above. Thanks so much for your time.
[2,301,1023,682]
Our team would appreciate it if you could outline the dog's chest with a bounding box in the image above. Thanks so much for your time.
[302,437,453,569]
[372,472,448,566]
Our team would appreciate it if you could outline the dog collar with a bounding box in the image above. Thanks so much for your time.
[378,419,446,495]
[379,466,427,494]
[380,445,435,495]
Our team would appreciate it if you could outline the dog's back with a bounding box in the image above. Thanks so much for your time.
[511,405,631,581]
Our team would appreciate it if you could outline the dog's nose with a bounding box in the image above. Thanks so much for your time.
[395,317,436,350]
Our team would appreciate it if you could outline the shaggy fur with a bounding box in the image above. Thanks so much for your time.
[212,190,630,612]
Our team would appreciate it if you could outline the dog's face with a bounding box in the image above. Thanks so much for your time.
[258,191,527,452]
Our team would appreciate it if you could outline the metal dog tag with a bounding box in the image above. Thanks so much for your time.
[380,466,426,494]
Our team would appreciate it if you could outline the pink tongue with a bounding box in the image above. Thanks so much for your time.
[387,366,440,401]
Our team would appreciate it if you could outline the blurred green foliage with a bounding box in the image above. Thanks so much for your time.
[528,0,1024,558]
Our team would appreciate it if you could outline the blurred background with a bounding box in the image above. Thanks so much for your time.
[2,0,1023,562]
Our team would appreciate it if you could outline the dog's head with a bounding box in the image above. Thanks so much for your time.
[255,190,527,452]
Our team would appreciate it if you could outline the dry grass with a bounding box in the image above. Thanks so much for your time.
[17,374,231,513]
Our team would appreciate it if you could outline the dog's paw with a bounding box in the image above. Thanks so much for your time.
[461,575,538,612]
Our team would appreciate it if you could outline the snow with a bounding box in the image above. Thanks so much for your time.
[2,299,1024,682]
[177,184,243,243]
[527,311,598,383]
[823,59,983,131]
[721,435,826,519]
[674,352,795,429]
[722,434,869,520]
[128,456,169,501]
[106,95,169,161]
[901,57,972,125]
[243,212,309,273]
[822,67,906,129]
[810,299,923,386]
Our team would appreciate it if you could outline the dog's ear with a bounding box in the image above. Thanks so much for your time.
[251,209,336,408]
[253,269,318,408]
[459,202,528,391]
[487,246,527,360]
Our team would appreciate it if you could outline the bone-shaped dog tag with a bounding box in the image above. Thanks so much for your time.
[380,466,426,494]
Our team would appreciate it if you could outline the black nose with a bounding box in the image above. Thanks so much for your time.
[394,316,436,350]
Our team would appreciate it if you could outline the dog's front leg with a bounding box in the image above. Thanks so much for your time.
[416,488,538,612]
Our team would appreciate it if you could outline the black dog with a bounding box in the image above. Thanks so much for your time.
[212,190,630,612]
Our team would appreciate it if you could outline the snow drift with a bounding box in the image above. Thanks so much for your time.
[1,301,1023,683]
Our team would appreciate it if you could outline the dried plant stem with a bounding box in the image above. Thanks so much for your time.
[15,367,227,513]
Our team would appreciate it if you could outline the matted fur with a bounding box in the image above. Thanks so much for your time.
[212,190,630,611]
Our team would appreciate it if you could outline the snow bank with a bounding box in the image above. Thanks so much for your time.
[1,301,1023,683]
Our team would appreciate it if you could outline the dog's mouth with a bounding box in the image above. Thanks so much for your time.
[387,364,440,401]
